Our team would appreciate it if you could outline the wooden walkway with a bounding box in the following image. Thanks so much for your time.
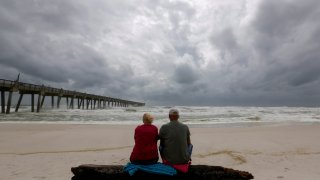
[0,78,145,114]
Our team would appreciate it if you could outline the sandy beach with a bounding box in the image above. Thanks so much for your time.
[0,123,319,180]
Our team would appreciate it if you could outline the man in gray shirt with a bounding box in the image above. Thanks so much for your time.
[159,108,192,164]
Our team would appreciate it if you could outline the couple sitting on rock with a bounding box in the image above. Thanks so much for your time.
[129,109,193,172]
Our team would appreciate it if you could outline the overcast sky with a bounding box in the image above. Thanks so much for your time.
[0,0,319,106]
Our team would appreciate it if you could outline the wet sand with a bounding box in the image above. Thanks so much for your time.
[0,123,319,179]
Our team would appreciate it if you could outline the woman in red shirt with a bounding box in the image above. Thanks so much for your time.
[130,113,159,164]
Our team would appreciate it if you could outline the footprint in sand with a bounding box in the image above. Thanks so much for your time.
[284,167,289,171]
[195,150,247,165]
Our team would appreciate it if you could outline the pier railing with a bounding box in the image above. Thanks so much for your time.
[0,78,145,114]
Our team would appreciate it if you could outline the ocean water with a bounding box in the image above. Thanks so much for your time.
[0,106,320,127]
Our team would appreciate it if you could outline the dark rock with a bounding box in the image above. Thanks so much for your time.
[71,164,254,180]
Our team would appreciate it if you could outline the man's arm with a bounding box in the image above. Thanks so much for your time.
[187,126,191,145]
[187,135,191,145]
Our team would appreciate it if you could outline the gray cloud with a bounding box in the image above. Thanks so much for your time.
[173,63,199,84]
[249,0,320,90]
[0,0,319,106]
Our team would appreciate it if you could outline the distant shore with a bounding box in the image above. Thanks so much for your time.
[0,123,319,179]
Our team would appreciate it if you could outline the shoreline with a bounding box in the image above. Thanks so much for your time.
[0,123,320,179]
[1,120,319,128]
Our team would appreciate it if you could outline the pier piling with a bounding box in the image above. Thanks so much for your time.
[71,96,74,109]
[41,95,46,108]
[1,91,5,113]
[15,93,24,112]
[66,97,69,109]
[51,96,54,108]
[6,91,13,114]
[57,96,61,108]
[36,94,42,113]
[31,94,35,112]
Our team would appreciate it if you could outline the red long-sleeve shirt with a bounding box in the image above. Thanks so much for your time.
[130,124,159,163]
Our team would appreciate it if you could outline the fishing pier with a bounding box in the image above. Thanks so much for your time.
[0,78,145,114]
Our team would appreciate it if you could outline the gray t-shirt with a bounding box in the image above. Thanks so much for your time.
[159,120,191,164]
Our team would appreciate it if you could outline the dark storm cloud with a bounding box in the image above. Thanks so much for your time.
[193,0,320,106]
[210,28,249,66]
[0,0,137,98]
[250,0,320,90]
[0,0,319,106]
[173,63,199,84]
